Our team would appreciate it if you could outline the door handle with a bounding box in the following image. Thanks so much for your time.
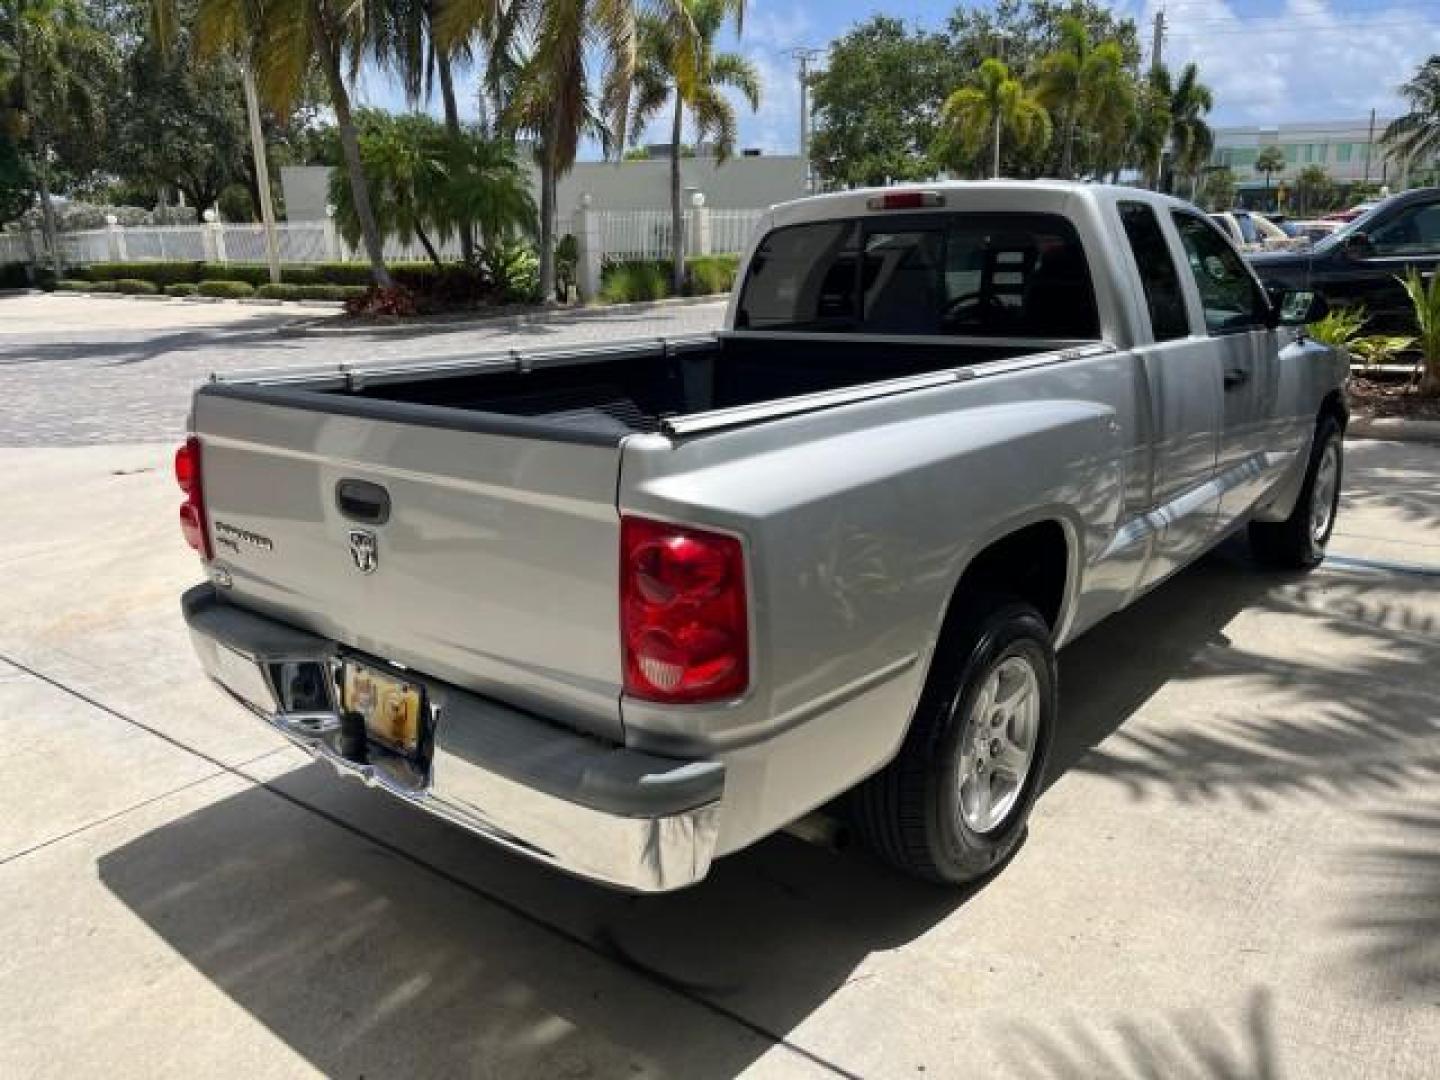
[335,479,391,524]
[1223,367,1250,390]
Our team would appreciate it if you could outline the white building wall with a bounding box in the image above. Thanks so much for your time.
[281,155,806,222]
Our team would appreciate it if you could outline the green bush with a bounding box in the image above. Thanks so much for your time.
[113,278,160,295]
[86,280,120,293]
[685,254,740,296]
[32,266,58,291]
[601,259,671,304]
[1,262,30,289]
[197,279,256,298]
[165,283,199,297]
[256,283,369,302]
[55,279,90,291]
[78,261,204,286]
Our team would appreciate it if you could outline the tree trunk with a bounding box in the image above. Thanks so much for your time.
[36,149,61,279]
[435,49,476,263]
[311,17,393,289]
[670,94,685,295]
[415,224,442,268]
[1061,114,1076,179]
[538,144,556,303]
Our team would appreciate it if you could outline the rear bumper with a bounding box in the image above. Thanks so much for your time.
[182,584,723,892]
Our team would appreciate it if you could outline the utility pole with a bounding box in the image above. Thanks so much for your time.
[1362,108,1376,186]
[992,31,1011,179]
[241,62,282,285]
[1149,9,1165,74]
[789,48,822,192]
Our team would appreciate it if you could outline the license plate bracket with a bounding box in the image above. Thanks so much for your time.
[340,661,426,757]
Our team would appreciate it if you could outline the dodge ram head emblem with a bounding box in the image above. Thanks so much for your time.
[348,529,378,574]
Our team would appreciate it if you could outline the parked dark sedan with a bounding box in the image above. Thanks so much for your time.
[1250,186,1440,333]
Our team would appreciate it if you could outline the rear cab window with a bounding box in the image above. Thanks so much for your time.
[736,212,1101,339]
[1118,201,1190,342]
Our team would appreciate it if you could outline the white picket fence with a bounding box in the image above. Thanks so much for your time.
[1,208,767,270]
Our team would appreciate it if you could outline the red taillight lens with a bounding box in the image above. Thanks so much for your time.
[621,516,748,703]
[866,190,945,211]
[175,436,211,559]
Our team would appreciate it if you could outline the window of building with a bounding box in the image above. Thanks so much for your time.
[1336,142,1353,163]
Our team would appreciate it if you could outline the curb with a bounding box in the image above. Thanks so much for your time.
[281,293,728,337]
[39,290,340,312]
[1350,416,1440,444]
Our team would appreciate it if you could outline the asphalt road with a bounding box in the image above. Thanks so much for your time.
[1,296,1437,1079]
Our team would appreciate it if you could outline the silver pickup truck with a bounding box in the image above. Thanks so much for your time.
[179,183,1347,892]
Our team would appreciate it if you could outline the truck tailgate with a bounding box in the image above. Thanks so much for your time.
[193,386,625,741]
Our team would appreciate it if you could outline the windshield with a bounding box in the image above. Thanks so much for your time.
[1315,199,1391,252]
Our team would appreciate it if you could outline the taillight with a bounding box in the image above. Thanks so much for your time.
[621,516,748,703]
[175,436,212,559]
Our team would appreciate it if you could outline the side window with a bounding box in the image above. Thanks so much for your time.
[1118,201,1189,342]
[1172,212,1271,335]
[1368,200,1440,256]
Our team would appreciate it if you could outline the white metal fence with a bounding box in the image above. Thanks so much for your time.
[1,207,767,271]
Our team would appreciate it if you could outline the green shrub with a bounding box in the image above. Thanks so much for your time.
[685,254,739,296]
[79,261,204,286]
[32,266,59,291]
[1307,305,1367,350]
[165,282,200,297]
[0,262,30,289]
[55,279,90,291]
[480,244,541,303]
[86,280,120,293]
[601,259,671,304]
[113,278,160,295]
[197,279,256,298]
[256,283,368,302]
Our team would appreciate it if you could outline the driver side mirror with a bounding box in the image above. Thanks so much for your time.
[1343,231,1373,259]
[1272,289,1328,327]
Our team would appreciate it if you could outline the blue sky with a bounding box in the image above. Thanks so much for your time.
[353,1,1440,157]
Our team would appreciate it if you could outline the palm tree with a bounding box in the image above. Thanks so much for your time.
[1133,67,1171,190]
[1,0,111,276]
[935,58,1050,179]
[329,111,534,268]
[1165,62,1214,196]
[1382,56,1440,166]
[373,0,477,260]
[167,0,395,286]
[1254,144,1286,208]
[438,0,644,302]
[1035,15,1129,179]
[619,0,759,293]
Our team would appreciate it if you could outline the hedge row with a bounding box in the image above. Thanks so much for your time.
[599,254,741,303]
[257,283,369,302]
[55,278,158,294]
[73,260,431,288]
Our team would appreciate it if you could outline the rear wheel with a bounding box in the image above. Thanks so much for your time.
[851,595,1056,885]
[1250,415,1343,570]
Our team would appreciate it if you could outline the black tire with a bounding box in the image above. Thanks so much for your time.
[850,594,1057,885]
[1249,414,1344,570]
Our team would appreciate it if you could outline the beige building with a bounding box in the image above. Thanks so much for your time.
[281,154,807,222]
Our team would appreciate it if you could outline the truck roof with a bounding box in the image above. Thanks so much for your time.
[765,180,1191,230]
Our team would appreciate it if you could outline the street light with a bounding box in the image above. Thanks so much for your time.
[991,30,1013,179]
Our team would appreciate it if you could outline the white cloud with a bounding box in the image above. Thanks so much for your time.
[1149,0,1440,125]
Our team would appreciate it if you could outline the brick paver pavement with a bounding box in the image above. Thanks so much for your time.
[0,294,726,445]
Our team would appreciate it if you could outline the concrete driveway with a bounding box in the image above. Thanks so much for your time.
[0,298,1436,1078]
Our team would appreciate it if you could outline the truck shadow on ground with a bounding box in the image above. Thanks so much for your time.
[96,542,1438,1077]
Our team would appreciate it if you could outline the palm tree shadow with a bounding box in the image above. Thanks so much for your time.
[93,539,1438,1074]
[1006,988,1282,1080]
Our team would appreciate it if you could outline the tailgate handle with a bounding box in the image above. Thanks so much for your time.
[336,480,391,524]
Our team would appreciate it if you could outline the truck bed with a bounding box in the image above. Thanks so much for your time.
[224,333,1082,442]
